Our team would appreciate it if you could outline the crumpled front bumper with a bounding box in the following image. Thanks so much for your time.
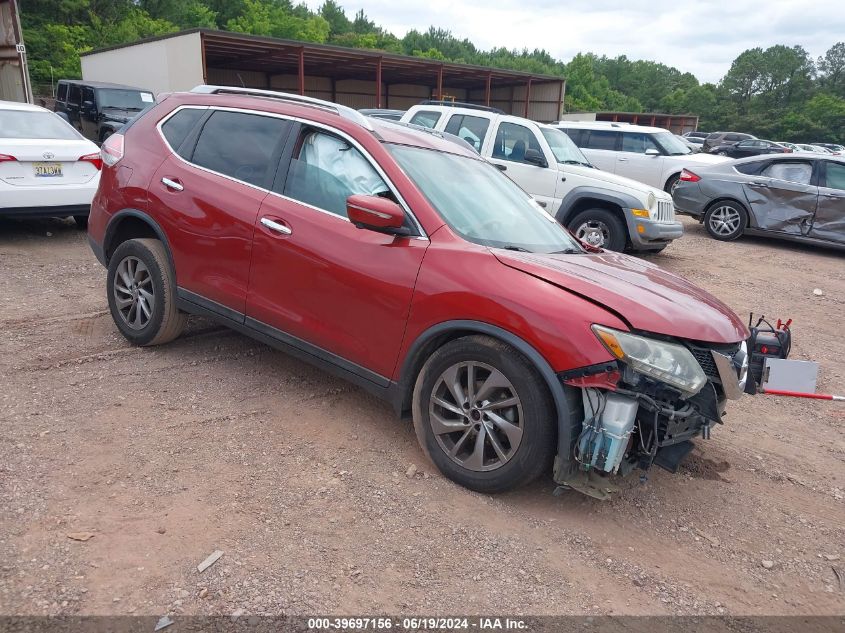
[624,212,685,249]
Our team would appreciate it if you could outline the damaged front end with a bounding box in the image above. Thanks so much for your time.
[553,326,749,500]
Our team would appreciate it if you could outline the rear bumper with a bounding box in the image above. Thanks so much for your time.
[0,180,98,216]
[672,183,708,218]
[0,203,91,218]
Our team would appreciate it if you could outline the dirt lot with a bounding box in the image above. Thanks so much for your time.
[0,215,843,618]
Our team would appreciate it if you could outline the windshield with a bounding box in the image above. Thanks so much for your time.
[0,110,82,140]
[388,144,584,254]
[97,89,154,111]
[540,127,592,166]
[654,131,692,155]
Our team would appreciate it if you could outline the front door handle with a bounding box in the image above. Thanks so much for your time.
[260,217,292,235]
[749,181,769,187]
[161,177,184,191]
[824,193,842,198]
[494,163,507,172]
[618,158,629,162]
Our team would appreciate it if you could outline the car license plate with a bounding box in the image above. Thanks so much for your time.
[33,162,63,177]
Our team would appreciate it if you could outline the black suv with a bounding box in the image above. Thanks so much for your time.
[54,80,154,144]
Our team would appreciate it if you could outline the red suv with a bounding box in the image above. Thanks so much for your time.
[88,86,749,498]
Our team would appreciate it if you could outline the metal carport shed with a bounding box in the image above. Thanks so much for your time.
[80,29,565,122]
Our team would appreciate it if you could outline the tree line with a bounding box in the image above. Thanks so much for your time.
[21,0,845,142]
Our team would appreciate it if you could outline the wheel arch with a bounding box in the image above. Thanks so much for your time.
[104,209,176,267]
[664,170,682,192]
[393,320,575,467]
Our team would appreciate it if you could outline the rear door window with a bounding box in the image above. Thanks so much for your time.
[583,130,620,151]
[190,110,291,188]
[409,110,441,129]
[444,114,490,152]
[68,85,81,107]
[762,161,813,184]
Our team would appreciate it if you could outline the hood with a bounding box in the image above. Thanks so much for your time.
[674,153,731,166]
[565,163,670,199]
[493,249,748,344]
[100,107,136,123]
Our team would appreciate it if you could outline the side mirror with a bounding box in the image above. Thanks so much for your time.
[347,194,409,236]
[55,111,70,123]
[524,148,548,168]
[645,148,661,156]
[82,100,96,111]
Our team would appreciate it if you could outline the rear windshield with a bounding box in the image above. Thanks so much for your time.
[0,110,82,140]
[98,89,154,112]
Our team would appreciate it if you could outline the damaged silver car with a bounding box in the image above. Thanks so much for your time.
[672,154,845,248]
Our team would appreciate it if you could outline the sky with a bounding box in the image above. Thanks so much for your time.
[303,0,845,83]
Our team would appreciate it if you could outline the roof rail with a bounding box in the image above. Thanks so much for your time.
[419,100,505,114]
[190,85,374,131]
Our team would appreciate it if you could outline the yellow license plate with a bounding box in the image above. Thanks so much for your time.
[33,162,63,177]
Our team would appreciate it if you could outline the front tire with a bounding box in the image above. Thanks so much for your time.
[566,208,626,251]
[107,238,185,346]
[411,335,556,493]
[704,201,747,241]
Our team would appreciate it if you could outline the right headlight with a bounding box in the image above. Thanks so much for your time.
[592,325,707,396]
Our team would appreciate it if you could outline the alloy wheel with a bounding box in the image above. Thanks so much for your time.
[575,220,611,247]
[429,361,524,472]
[708,205,742,237]
[113,256,154,330]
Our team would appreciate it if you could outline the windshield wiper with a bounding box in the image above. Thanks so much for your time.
[501,245,532,253]
[550,248,584,254]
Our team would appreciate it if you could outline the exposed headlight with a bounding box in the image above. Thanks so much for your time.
[647,192,656,210]
[592,325,707,396]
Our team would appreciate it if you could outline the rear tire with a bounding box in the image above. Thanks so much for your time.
[566,208,627,252]
[106,238,185,346]
[73,215,88,230]
[411,335,556,494]
[704,201,747,241]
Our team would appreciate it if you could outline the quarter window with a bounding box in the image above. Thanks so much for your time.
[283,130,390,218]
[444,114,489,152]
[762,161,813,184]
[161,108,205,156]
[824,162,845,191]
[491,122,542,164]
[190,110,289,188]
[409,110,441,129]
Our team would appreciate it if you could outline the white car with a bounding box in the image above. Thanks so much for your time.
[0,100,101,227]
[553,121,728,192]
[399,104,682,252]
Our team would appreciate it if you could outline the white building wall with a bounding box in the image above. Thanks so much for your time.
[81,31,203,96]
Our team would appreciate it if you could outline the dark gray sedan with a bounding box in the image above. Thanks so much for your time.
[672,154,845,248]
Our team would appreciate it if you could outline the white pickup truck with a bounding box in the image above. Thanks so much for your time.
[399,104,683,252]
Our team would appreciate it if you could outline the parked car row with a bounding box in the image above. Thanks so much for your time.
[84,85,752,497]
[400,104,682,252]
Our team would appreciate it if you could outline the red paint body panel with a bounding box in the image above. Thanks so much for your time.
[248,193,427,377]
[148,154,266,313]
[493,250,749,344]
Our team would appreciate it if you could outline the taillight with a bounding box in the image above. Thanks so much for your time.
[78,152,103,170]
[100,133,124,167]
[0,153,16,162]
[679,169,701,183]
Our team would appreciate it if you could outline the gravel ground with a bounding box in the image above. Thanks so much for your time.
[0,215,843,618]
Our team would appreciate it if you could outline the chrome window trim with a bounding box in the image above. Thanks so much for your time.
[155,104,428,240]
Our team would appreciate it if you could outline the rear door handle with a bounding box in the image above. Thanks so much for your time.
[749,181,769,187]
[260,217,292,235]
[161,177,183,191]
[618,158,629,162]
[824,193,842,198]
